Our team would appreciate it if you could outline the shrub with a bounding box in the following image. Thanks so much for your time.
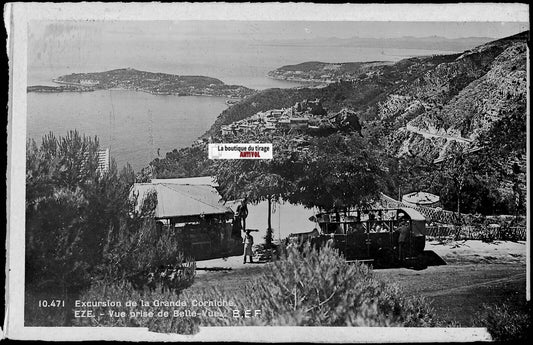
[480,228,495,243]
[74,245,436,334]
[95,191,196,290]
[185,244,436,328]
[499,226,525,242]
[72,251,196,330]
[479,301,531,341]
[73,279,200,334]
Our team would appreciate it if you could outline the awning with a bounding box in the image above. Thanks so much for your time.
[402,191,440,205]
[130,179,232,219]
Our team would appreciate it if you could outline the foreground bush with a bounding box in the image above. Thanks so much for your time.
[74,245,436,333]
[96,193,197,291]
[186,244,436,328]
[480,301,531,341]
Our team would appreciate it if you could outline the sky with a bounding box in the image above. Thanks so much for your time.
[159,21,530,40]
[27,20,529,74]
[29,20,529,44]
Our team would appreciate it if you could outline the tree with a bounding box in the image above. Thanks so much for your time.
[26,131,199,329]
[215,132,385,241]
[386,155,436,201]
[434,144,489,221]
[289,133,384,212]
[26,131,101,291]
[25,131,136,293]
[428,106,527,217]
[150,144,213,179]
[214,158,295,247]
[475,107,527,216]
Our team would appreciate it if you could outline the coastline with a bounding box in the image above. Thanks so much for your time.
[265,74,330,87]
[45,68,256,98]
[29,79,256,98]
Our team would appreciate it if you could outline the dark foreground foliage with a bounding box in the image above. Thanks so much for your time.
[74,245,438,334]
[479,301,531,342]
[24,131,195,326]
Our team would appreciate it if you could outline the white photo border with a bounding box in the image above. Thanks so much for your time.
[5,2,530,342]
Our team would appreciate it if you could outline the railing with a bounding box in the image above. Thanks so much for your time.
[426,225,526,241]
[425,226,456,238]
[380,193,464,224]
[380,193,526,241]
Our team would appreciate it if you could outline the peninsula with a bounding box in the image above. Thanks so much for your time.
[27,68,256,98]
[267,61,395,84]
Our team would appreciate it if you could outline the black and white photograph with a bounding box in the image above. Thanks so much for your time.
[4,2,530,342]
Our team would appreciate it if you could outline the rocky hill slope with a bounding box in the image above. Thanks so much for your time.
[203,52,463,137]
[154,32,528,215]
[208,32,527,161]
[381,31,528,160]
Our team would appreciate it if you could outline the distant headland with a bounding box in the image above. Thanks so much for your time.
[27,68,256,98]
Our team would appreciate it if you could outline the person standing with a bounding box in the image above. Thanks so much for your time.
[243,230,254,264]
[231,213,242,239]
[397,219,410,262]
[237,197,249,231]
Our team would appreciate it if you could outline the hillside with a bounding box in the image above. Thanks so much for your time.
[154,32,528,215]
[380,31,528,160]
[204,53,462,137]
[267,61,395,83]
[207,31,528,160]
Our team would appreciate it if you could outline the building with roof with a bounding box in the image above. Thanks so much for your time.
[289,117,309,129]
[270,109,284,117]
[130,177,243,260]
[220,125,233,136]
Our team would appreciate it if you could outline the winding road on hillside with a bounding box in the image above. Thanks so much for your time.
[405,123,473,143]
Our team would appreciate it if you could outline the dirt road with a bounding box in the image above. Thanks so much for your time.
[193,240,528,326]
[193,263,526,326]
[375,263,527,326]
